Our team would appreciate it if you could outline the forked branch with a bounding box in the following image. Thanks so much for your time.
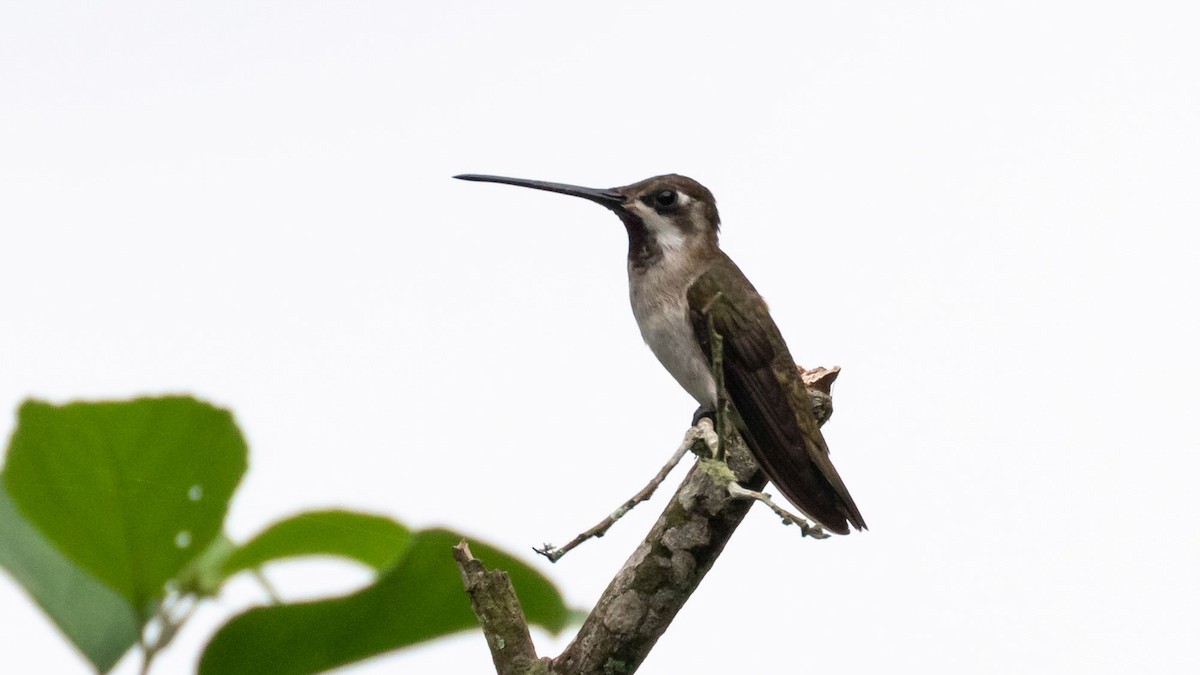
[454,367,840,675]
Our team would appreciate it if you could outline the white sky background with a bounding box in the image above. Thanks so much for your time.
[1,1,1197,673]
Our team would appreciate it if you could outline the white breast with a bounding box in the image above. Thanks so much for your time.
[628,247,718,408]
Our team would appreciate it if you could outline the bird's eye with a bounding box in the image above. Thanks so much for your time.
[654,189,677,208]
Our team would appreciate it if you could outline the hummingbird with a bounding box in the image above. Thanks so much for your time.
[454,173,866,535]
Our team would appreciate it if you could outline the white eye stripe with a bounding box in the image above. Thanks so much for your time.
[644,213,686,250]
[675,191,691,205]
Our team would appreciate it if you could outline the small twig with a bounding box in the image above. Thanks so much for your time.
[696,289,729,456]
[452,541,551,675]
[252,568,283,605]
[137,593,199,675]
[727,483,830,539]
[137,601,170,675]
[705,306,729,462]
[535,422,713,562]
[138,632,155,675]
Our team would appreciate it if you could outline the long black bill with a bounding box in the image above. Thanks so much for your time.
[454,174,626,208]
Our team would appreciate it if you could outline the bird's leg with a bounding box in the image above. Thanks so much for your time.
[726,483,830,539]
[534,422,712,563]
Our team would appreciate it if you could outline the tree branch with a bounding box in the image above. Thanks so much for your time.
[455,367,839,675]
[534,421,714,563]
[550,428,766,674]
[452,540,551,675]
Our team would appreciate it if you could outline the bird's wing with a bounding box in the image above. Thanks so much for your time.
[687,258,866,534]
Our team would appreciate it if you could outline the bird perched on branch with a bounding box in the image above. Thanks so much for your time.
[456,173,866,535]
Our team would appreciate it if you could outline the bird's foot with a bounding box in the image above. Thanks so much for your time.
[691,405,715,427]
[690,416,721,459]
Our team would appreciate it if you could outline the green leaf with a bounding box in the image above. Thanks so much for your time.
[222,510,411,578]
[0,483,139,673]
[199,528,570,675]
[2,396,248,613]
